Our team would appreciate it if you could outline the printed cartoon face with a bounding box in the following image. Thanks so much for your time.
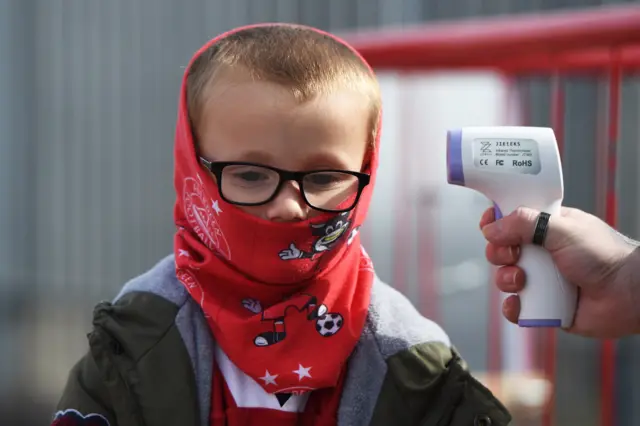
[311,212,350,252]
[196,67,370,222]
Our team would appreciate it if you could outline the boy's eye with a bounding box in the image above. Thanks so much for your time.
[224,166,277,187]
[234,171,267,182]
[305,172,347,187]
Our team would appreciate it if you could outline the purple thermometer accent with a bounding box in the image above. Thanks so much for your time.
[518,319,562,327]
[493,202,503,220]
[446,129,464,186]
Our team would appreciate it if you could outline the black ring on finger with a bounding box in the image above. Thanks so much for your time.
[532,212,551,246]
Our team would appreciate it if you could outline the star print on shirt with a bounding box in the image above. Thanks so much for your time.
[293,364,312,381]
[212,200,223,215]
[178,249,190,257]
[259,370,278,386]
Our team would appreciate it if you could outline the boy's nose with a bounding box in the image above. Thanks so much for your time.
[264,182,308,222]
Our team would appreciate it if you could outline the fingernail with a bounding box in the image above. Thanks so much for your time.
[499,269,516,286]
[508,245,520,260]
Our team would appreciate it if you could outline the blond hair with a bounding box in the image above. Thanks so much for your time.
[186,24,381,145]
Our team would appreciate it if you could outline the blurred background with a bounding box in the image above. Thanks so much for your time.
[1,0,640,425]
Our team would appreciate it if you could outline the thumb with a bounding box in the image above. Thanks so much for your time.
[481,206,566,249]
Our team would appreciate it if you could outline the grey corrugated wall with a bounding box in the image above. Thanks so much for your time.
[1,0,639,424]
[0,0,36,407]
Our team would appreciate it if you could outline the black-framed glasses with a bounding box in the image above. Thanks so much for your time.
[199,158,370,213]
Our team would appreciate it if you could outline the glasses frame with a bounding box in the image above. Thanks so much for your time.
[199,158,371,213]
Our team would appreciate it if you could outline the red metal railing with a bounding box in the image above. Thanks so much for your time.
[346,4,640,426]
[346,6,640,72]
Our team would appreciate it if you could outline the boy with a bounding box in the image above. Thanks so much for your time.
[52,24,510,426]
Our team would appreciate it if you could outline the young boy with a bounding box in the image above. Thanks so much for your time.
[51,24,510,426]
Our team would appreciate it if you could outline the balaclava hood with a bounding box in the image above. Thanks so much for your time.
[173,23,380,396]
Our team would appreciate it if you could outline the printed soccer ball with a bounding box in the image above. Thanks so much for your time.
[315,312,343,337]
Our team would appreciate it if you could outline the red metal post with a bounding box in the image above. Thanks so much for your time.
[600,52,621,426]
[346,5,640,72]
[542,73,565,426]
[417,187,438,319]
[486,263,502,376]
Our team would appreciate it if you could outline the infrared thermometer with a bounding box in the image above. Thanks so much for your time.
[446,126,577,328]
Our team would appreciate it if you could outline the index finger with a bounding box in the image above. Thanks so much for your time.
[479,207,496,230]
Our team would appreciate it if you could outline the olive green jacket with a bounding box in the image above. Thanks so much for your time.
[54,255,510,426]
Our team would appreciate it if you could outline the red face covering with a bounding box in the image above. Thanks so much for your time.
[173,24,380,395]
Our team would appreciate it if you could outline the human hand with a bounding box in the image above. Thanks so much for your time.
[480,206,640,338]
[279,243,302,260]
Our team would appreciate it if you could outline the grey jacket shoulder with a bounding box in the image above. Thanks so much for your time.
[114,255,189,306]
[367,275,450,359]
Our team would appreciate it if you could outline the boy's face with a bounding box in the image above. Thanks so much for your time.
[197,69,371,222]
